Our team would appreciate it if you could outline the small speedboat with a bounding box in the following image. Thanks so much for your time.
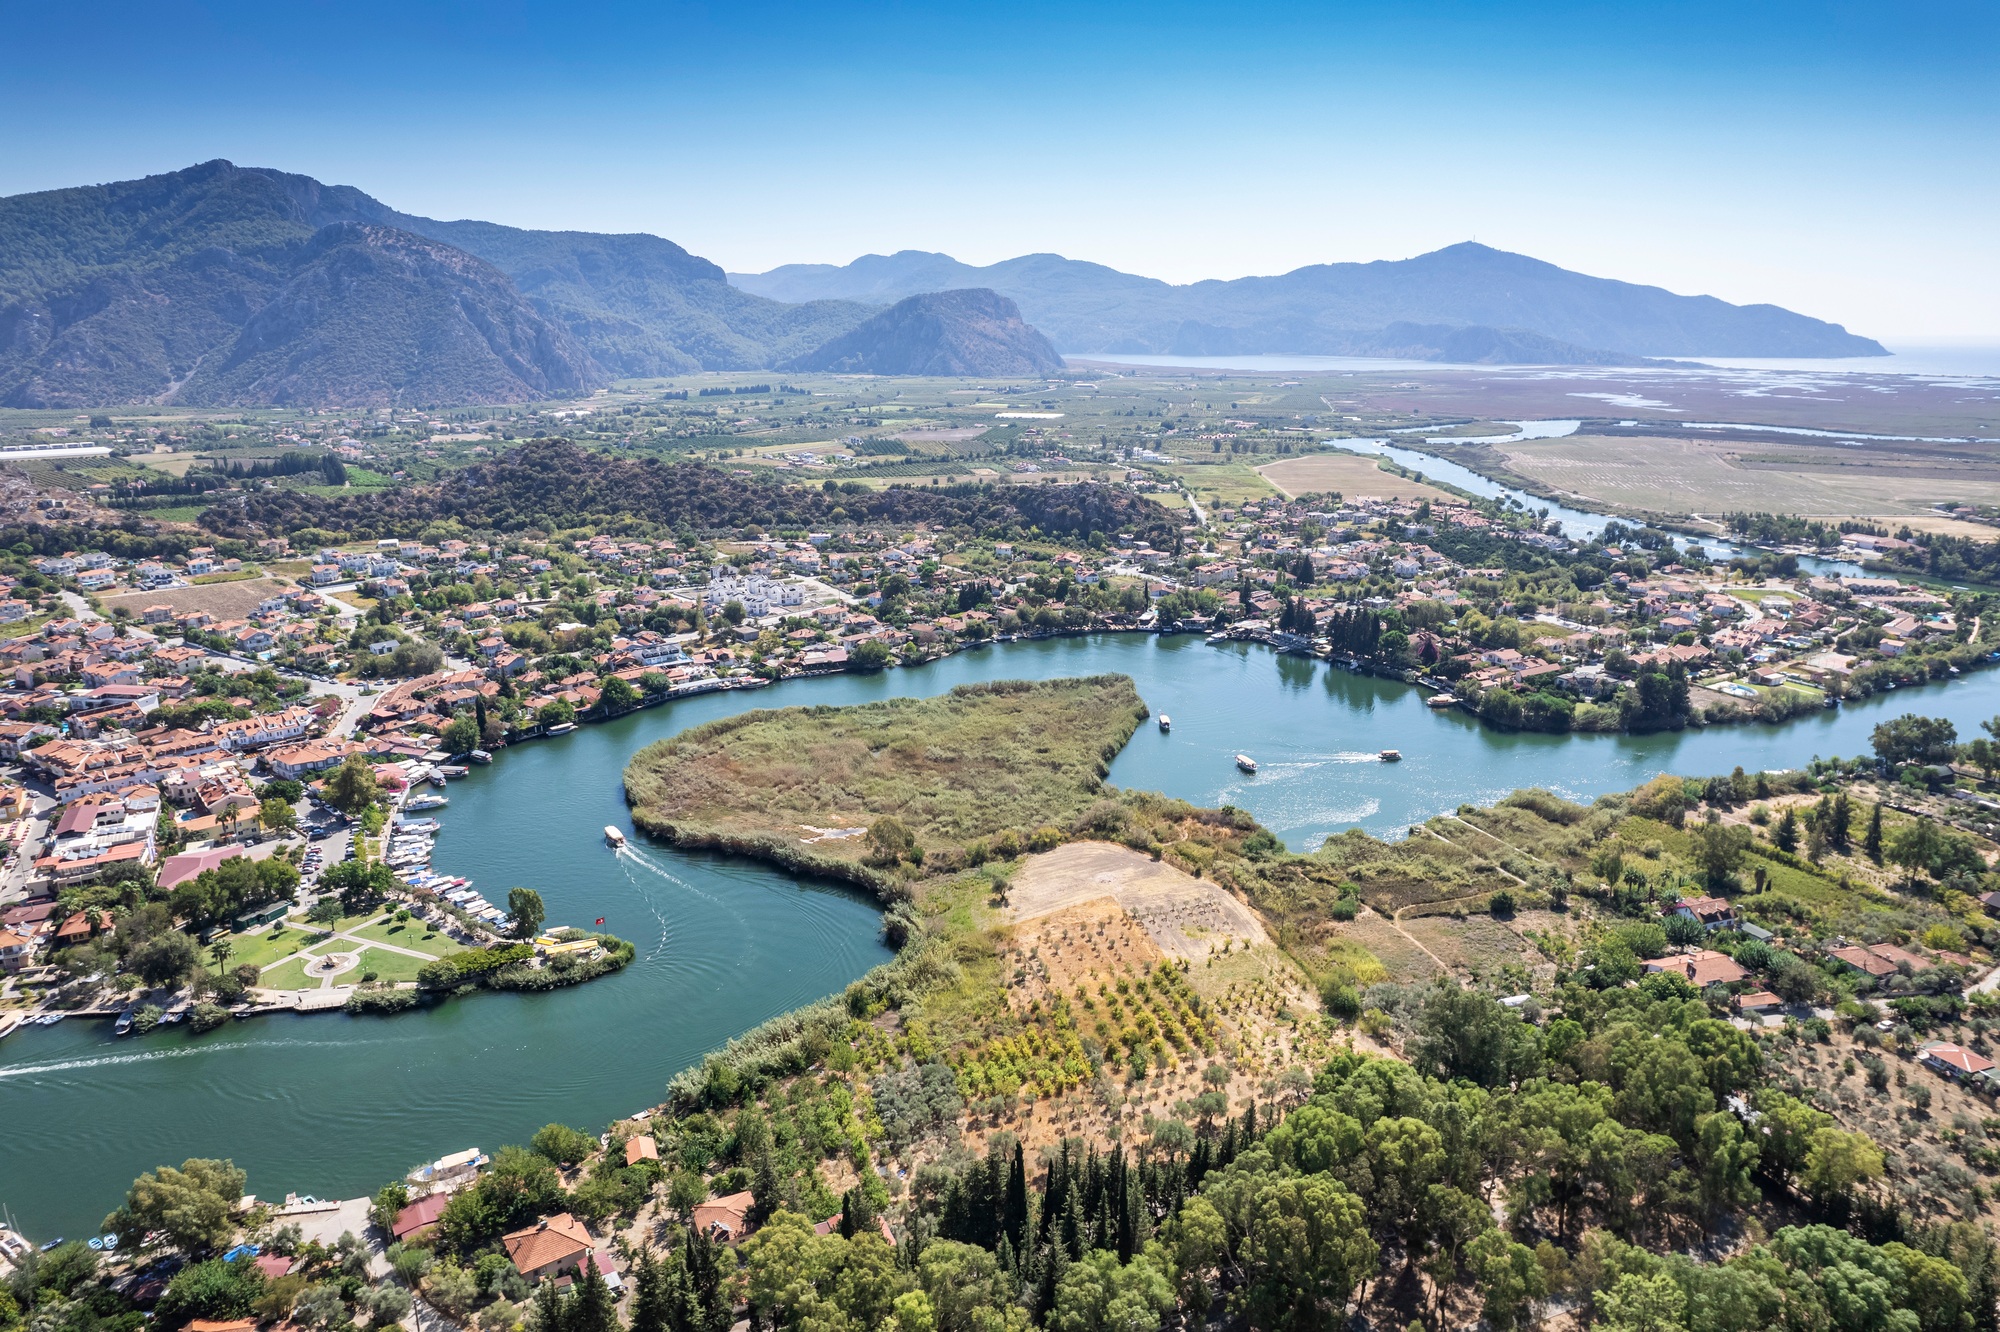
[1235,754,1257,774]
[1158,715,1171,732]
[113,1011,134,1037]
[1379,750,1402,762]
[605,826,627,848]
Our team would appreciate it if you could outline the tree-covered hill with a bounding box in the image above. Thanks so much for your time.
[199,439,1175,542]
[781,288,1065,376]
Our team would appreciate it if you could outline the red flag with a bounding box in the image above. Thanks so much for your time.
[595,917,606,925]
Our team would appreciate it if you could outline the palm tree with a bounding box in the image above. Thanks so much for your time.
[209,938,234,972]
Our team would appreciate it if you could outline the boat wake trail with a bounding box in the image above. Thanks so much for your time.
[614,849,676,963]
[616,844,751,953]
[0,1038,379,1079]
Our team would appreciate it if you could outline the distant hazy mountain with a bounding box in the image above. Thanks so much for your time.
[782,289,1064,376]
[0,161,873,407]
[733,243,1886,360]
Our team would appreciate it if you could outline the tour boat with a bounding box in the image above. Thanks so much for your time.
[468,749,493,765]
[1379,750,1402,762]
[1425,695,1456,708]
[404,793,448,811]
[1158,715,1171,732]
[1235,754,1257,774]
[605,826,627,848]
[547,722,577,735]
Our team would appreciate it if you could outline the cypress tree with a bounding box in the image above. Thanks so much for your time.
[1189,1136,1213,1190]
[1120,1177,1146,1261]
[526,1273,568,1332]
[750,1147,785,1224]
[1061,1179,1086,1260]
[1866,802,1884,863]
[1035,1243,1068,1319]
[630,1252,668,1332]
[939,1176,968,1244]
[681,1224,727,1332]
[1037,1145,1067,1248]
[1004,1141,1030,1253]
[569,1257,619,1332]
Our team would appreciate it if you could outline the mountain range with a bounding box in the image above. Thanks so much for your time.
[0,160,1886,408]
[0,161,870,408]
[733,244,1887,361]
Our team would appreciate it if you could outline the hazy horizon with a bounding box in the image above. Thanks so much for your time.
[4,0,1995,340]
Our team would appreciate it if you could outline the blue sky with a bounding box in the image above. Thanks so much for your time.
[3,0,1996,337]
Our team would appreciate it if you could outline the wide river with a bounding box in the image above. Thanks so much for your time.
[7,635,2000,1237]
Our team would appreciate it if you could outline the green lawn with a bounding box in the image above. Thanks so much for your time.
[350,918,454,957]
[0,614,56,641]
[304,910,385,936]
[351,948,430,983]
[212,922,313,972]
[260,955,324,990]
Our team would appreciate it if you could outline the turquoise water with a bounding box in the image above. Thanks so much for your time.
[5,633,1999,1238]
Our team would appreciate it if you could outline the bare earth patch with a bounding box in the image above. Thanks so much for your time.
[1006,841,1269,962]
[100,574,293,621]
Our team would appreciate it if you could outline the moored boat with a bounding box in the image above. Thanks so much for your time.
[468,749,493,765]
[1235,754,1257,773]
[547,722,577,735]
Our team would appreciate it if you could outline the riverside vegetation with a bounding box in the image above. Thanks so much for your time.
[32,687,2000,1331]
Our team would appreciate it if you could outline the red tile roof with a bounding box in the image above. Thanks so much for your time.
[1921,1042,1995,1076]
[393,1192,451,1239]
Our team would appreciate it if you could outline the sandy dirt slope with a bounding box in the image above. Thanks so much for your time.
[1007,840,1269,961]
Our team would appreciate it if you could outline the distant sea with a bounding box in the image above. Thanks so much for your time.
[1698,341,2000,380]
[1067,340,2000,380]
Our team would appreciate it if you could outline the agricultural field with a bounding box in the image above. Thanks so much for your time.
[1256,451,1459,502]
[1494,433,2000,523]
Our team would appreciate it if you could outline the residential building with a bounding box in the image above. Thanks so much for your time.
[501,1212,596,1282]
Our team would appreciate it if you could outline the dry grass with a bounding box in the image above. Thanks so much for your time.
[1257,452,1458,502]
[1007,841,1268,962]
[1496,435,2000,521]
[1785,1028,2000,1227]
[99,574,293,620]
[623,676,1150,867]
